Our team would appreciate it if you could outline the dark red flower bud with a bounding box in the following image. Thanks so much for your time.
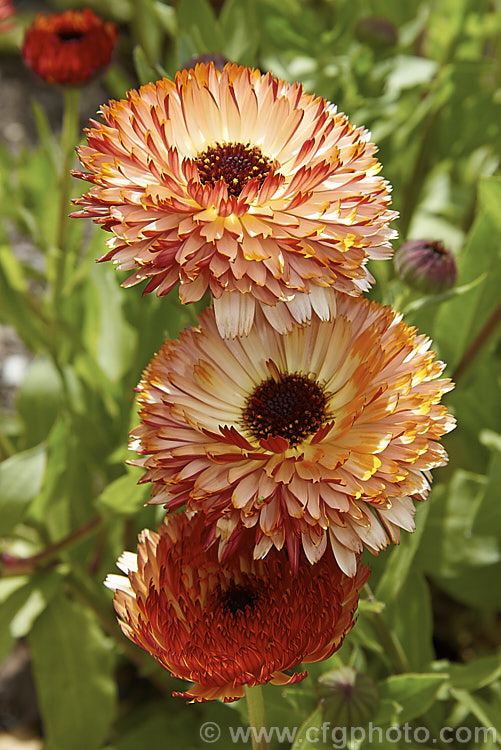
[355,16,398,48]
[180,53,230,72]
[394,239,458,294]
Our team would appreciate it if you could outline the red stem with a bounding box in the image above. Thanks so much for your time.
[1,515,102,576]
[452,302,501,382]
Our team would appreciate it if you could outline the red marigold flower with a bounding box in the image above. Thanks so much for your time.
[105,512,369,702]
[22,9,118,86]
[130,292,455,576]
[0,0,15,32]
[394,239,458,294]
[72,63,397,337]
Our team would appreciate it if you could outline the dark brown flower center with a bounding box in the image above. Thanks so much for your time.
[242,370,328,448]
[57,29,85,42]
[223,586,257,615]
[194,142,273,197]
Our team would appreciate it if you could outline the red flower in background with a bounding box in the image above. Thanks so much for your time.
[0,0,15,32]
[22,8,118,86]
[105,512,369,703]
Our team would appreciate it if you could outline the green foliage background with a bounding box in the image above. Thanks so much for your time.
[0,0,500,748]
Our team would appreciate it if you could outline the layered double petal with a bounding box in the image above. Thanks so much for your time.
[130,293,455,576]
[106,512,368,702]
[73,63,396,336]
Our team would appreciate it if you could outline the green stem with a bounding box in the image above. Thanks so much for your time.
[363,585,409,674]
[53,86,80,310]
[452,302,501,383]
[245,685,268,750]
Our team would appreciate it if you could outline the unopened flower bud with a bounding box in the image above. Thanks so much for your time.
[319,666,378,727]
[180,53,230,72]
[355,16,398,48]
[394,239,458,294]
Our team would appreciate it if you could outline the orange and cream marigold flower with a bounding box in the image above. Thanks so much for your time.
[22,9,118,86]
[130,293,455,576]
[72,63,397,337]
[105,512,369,703]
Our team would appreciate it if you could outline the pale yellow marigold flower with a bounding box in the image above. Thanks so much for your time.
[73,63,397,337]
[129,292,455,576]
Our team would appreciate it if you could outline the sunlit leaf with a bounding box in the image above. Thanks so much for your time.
[0,444,46,535]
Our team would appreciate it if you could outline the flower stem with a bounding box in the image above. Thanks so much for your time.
[363,585,409,674]
[452,302,501,383]
[245,685,268,750]
[53,86,80,310]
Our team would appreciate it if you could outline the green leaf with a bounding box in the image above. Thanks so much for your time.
[451,688,501,738]
[177,0,222,53]
[31,100,60,173]
[378,673,448,724]
[370,697,403,727]
[420,470,498,578]
[0,576,28,663]
[16,356,64,448]
[384,571,434,672]
[29,593,117,750]
[131,0,165,64]
[9,570,63,639]
[449,655,501,691]
[83,264,137,384]
[290,706,326,750]
[385,55,438,96]
[109,698,211,750]
[0,571,62,664]
[477,175,501,233]
[0,443,46,535]
[133,44,159,85]
[0,244,49,351]
[472,434,501,537]
[433,176,501,370]
[95,473,148,516]
[154,1,177,38]
[436,561,501,610]
[219,0,259,62]
[376,502,430,603]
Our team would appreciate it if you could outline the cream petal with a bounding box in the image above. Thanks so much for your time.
[378,497,416,532]
[116,551,138,574]
[309,285,337,321]
[260,300,296,334]
[104,574,133,594]
[301,530,327,564]
[329,536,358,577]
[285,292,313,324]
[214,291,256,338]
